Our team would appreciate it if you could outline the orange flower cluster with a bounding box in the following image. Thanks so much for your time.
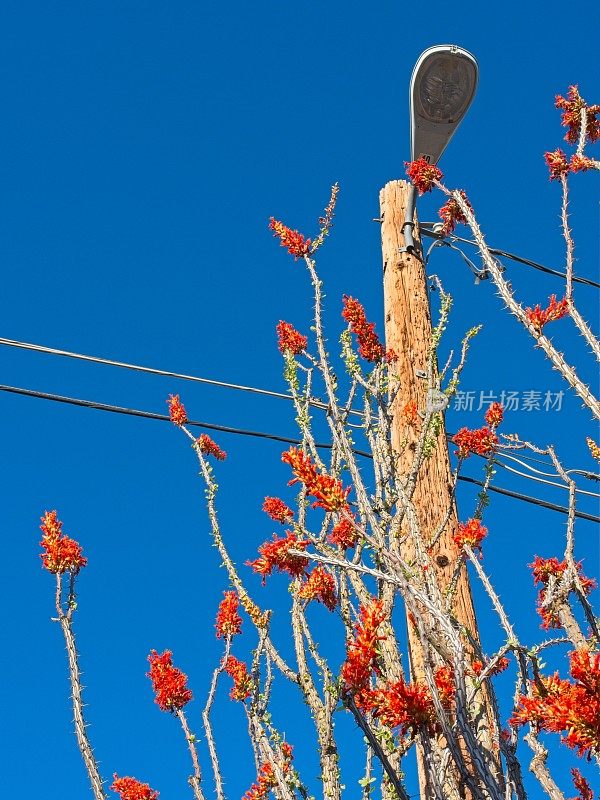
[39,510,87,574]
[215,591,242,639]
[454,518,487,552]
[276,321,307,355]
[357,666,455,740]
[484,402,504,427]
[243,763,276,800]
[196,433,226,460]
[147,650,193,712]
[525,295,569,334]
[545,148,570,180]
[570,155,596,173]
[510,648,600,759]
[438,190,471,236]
[341,599,387,692]
[531,555,568,585]
[263,496,294,523]
[297,566,337,611]
[167,394,187,426]
[570,768,593,800]
[248,531,309,583]
[402,399,419,428]
[530,555,596,630]
[341,295,395,363]
[452,426,498,459]
[555,85,600,144]
[328,514,358,550]
[269,218,311,259]
[405,158,443,194]
[433,665,456,707]
[111,775,159,800]
[544,149,596,180]
[282,447,351,512]
[242,745,294,800]
[472,657,510,678]
[224,655,253,701]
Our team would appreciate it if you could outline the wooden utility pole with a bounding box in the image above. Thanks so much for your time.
[380,180,498,798]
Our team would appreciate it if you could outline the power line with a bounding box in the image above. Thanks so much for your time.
[1,381,597,524]
[420,226,600,289]
[0,335,361,417]
[492,457,599,499]
[457,476,599,524]
[0,383,306,448]
[1,333,597,489]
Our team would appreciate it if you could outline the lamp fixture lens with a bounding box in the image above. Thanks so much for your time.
[416,55,476,124]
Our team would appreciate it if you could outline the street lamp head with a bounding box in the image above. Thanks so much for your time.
[410,45,478,165]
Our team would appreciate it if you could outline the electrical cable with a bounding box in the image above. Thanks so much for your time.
[419,226,600,289]
[0,335,365,418]
[488,450,600,496]
[492,450,565,479]
[0,381,598,524]
[2,333,598,488]
[456,475,599,524]
[0,383,313,448]
[492,459,600,499]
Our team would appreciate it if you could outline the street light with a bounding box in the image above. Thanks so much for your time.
[403,44,478,253]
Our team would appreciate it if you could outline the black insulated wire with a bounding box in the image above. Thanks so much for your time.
[0,382,597,525]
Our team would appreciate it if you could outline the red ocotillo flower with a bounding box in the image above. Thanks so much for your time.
[525,295,569,334]
[341,598,387,692]
[167,394,187,426]
[570,768,593,800]
[530,555,596,630]
[328,513,358,550]
[570,154,596,173]
[555,85,600,144]
[545,148,570,180]
[196,433,226,460]
[472,656,510,678]
[297,566,337,611]
[484,402,504,428]
[111,775,159,800]
[247,531,309,583]
[269,218,311,258]
[358,666,454,740]
[438,190,471,236]
[262,496,294,524]
[531,555,568,585]
[224,655,253,701]
[243,745,294,800]
[39,510,87,574]
[242,763,276,800]
[454,518,487,553]
[511,648,600,759]
[342,295,393,363]
[282,447,351,512]
[215,591,242,639]
[277,321,308,355]
[147,650,193,712]
[402,400,419,429]
[452,426,498,459]
[405,158,443,194]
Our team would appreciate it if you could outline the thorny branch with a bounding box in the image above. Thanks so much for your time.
[53,573,107,800]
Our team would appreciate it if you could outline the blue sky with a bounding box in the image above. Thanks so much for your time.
[1,2,598,799]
